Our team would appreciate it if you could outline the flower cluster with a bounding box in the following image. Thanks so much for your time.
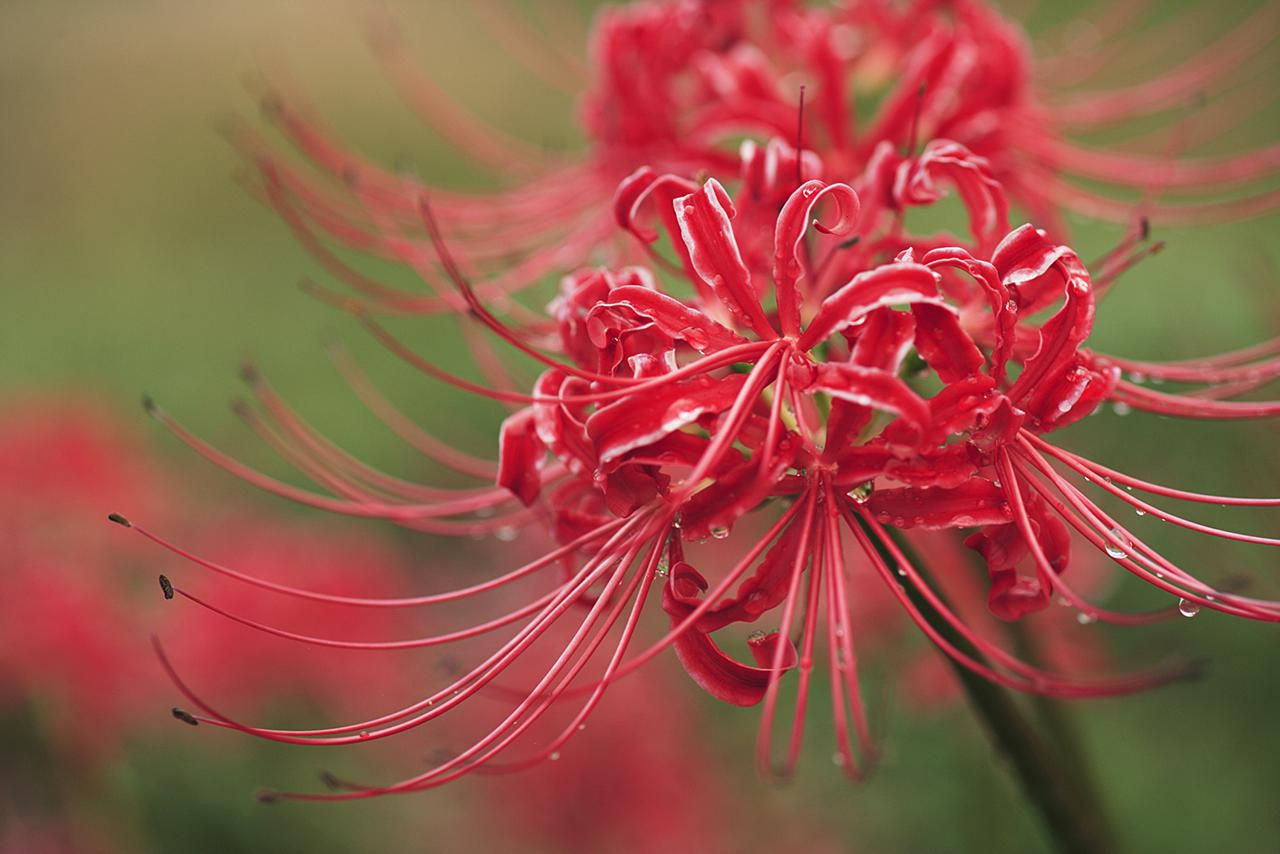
[240,0,1280,314]
[120,0,1279,802]
[125,119,1280,798]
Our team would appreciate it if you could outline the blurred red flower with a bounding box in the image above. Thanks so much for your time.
[237,0,1280,313]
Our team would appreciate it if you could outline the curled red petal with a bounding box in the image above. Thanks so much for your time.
[966,494,1069,620]
[674,179,777,339]
[496,408,543,506]
[991,224,1079,314]
[911,302,986,382]
[613,166,697,245]
[896,140,1009,253]
[605,285,748,353]
[1008,267,1096,414]
[662,563,798,706]
[586,374,748,468]
[809,362,931,439]
[773,179,861,336]
[798,262,941,350]
[922,247,1016,383]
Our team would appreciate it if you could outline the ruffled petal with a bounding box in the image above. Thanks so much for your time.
[662,563,799,706]
[798,262,941,350]
[674,179,778,338]
[496,408,544,506]
[773,179,860,335]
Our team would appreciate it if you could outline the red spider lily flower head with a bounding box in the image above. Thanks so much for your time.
[123,130,1279,800]
[238,0,1280,321]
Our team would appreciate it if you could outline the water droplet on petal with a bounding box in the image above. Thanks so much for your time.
[1178,599,1201,618]
[495,526,518,542]
[549,751,561,761]
[710,525,730,540]
[832,751,847,766]
[577,724,587,732]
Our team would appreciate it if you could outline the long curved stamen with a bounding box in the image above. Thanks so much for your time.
[756,485,819,777]
[112,513,621,608]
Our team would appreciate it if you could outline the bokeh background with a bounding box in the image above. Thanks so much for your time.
[2,1,1277,851]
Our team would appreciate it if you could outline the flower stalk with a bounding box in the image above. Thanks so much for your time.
[876,525,1115,854]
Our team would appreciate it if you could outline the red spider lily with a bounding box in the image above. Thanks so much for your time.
[236,0,1280,317]
[118,132,1279,800]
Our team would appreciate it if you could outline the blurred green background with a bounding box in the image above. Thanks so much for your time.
[1,1,1277,851]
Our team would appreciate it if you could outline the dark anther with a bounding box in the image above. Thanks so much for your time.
[171,707,199,726]
[158,575,174,600]
[107,513,132,528]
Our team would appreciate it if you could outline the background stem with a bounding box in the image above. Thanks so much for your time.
[869,525,1116,854]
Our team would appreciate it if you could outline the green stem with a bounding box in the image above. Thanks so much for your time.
[864,523,1116,854]
[1007,620,1113,846]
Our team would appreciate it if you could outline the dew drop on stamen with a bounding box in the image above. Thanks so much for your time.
[1076,611,1096,625]
[1178,599,1201,618]
[1004,299,1018,314]
[1135,508,1146,516]
[1112,402,1131,416]
[1104,529,1129,559]
[832,751,847,767]
[358,730,370,739]
[495,526,518,542]
[1127,371,1147,384]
